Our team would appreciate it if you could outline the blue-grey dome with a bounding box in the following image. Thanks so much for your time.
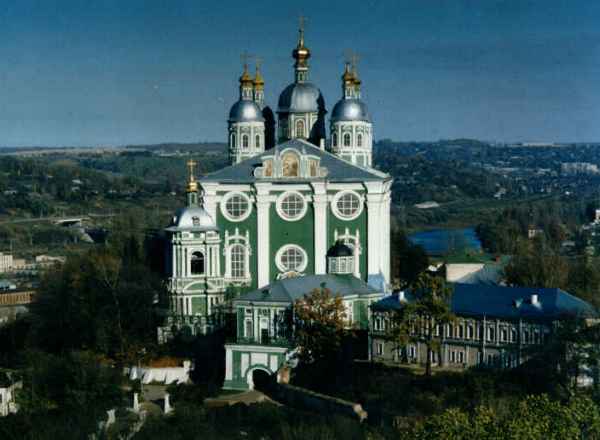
[168,206,217,231]
[331,99,370,122]
[228,100,264,123]
[278,82,324,113]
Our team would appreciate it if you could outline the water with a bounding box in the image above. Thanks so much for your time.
[408,228,482,256]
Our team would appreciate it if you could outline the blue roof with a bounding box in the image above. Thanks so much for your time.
[371,283,596,321]
[235,274,382,305]
[200,139,388,184]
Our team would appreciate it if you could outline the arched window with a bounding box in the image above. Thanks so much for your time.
[343,133,351,147]
[332,132,338,147]
[357,133,363,147]
[231,244,246,278]
[242,134,249,149]
[231,133,236,148]
[255,134,260,148]
[295,120,305,138]
[191,251,205,275]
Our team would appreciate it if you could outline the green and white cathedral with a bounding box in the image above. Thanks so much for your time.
[159,26,392,388]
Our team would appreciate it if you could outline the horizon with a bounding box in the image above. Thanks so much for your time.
[1,0,600,146]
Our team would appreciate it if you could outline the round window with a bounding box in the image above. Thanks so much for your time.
[276,245,307,272]
[277,192,306,221]
[222,193,251,221]
[334,191,362,220]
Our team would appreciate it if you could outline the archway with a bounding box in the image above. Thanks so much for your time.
[247,367,275,391]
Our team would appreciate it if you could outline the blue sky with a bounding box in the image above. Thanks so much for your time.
[0,0,599,146]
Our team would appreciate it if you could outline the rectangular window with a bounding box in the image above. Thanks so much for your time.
[244,319,253,339]
[376,342,384,355]
[467,324,473,339]
[458,351,465,364]
[450,351,456,363]
[409,345,416,358]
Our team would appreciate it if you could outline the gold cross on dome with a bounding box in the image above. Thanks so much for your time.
[350,52,360,70]
[255,56,262,70]
[240,51,251,70]
[298,15,307,42]
[187,159,197,180]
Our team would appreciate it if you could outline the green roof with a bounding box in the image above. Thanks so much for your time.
[200,139,389,184]
[235,274,381,305]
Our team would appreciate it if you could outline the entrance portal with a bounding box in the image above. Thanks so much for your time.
[251,368,275,391]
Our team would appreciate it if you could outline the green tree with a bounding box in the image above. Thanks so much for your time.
[390,228,429,285]
[392,273,455,377]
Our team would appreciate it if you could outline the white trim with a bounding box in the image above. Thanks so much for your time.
[220,192,253,222]
[331,190,364,221]
[275,244,308,273]
[275,190,308,222]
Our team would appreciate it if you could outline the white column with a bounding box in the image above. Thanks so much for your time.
[382,188,391,284]
[366,189,384,276]
[171,243,176,276]
[255,184,271,287]
[312,183,328,274]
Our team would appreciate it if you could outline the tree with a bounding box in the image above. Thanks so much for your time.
[503,237,569,289]
[390,273,454,377]
[390,228,429,285]
[293,284,347,365]
[31,239,165,360]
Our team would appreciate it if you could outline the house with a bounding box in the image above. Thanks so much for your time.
[370,284,596,369]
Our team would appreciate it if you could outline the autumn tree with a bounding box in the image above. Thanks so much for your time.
[293,284,347,365]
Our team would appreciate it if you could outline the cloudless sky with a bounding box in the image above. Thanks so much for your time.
[0,0,599,146]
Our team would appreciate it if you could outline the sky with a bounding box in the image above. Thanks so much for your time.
[0,0,599,146]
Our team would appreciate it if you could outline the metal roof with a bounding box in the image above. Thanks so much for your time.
[235,274,381,305]
[371,283,596,321]
[200,139,389,184]
[331,98,370,122]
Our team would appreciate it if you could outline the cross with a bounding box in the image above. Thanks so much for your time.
[255,56,262,71]
[350,52,360,71]
[240,51,250,71]
[187,159,197,180]
[298,15,306,42]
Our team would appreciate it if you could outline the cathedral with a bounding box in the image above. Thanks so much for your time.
[158,25,392,356]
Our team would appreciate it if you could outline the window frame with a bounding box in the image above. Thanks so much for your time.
[276,191,308,222]
[221,192,252,222]
[276,244,308,273]
[331,190,363,221]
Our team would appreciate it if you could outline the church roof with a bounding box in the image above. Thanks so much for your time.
[200,139,389,183]
[371,283,597,321]
[236,274,381,305]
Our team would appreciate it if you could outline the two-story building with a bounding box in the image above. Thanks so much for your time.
[370,284,596,369]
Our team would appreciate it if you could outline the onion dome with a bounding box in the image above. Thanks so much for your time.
[253,66,265,90]
[327,241,353,257]
[278,82,323,113]
[169,206,217,231]
[292,22,311,65]
[239,63,253,86]
[228,100,264,122]
[342,62,354,83]
[330,99,370,122]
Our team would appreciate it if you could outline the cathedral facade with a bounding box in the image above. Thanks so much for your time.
[159,26,391,341]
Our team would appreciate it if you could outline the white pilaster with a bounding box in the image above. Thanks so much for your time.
[255,184,271,287]
[365,182,384,277]
[312,182,328,274]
